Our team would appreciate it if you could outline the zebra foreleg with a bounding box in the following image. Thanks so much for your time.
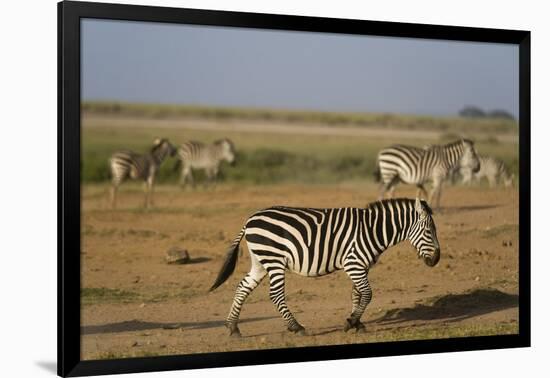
[109,184,118,209]
[267,268,305,335]
[344,268,371,333]
[225,264,266,337]
[180,165,194,188]
[143,179,153,209]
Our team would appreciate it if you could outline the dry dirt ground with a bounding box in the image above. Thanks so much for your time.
[81,182,519,360]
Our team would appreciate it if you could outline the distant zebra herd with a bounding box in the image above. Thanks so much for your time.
[106,136,515,335]
[108,138,236,209]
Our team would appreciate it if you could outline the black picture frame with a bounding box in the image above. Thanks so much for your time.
[58,1,531,376]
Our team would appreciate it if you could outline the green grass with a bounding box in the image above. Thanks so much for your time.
[81,287,140,305]
[92,350,163,360]
[82,101,518,134]
[82,120,519,185]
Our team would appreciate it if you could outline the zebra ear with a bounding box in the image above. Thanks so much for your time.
[415,197,424,214]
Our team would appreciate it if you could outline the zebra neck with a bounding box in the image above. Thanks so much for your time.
[441,142,464,169]
[362,202,416,251]
[151,150,167,165]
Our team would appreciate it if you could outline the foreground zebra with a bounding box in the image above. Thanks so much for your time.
[457,155,514,188]
[109,138,176,209]
[210,198,440,336]
[374,139,481,208]
[176,139,236,187]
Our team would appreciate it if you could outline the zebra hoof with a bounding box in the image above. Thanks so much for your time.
[355,322,366,333]
[226,323,241,338]
[343,319,354,332]
[288,323,306,335]
[344,318,364,333]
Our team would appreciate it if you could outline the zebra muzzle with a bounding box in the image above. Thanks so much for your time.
[424,248,441,267]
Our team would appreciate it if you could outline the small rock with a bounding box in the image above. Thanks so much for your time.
[165,247,191,264]
[139,303,146,308]
[132,341,140,347]
[475,276,480,281]
[133,276,141,284]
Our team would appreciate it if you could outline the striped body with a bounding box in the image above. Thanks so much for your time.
[177,139,235,186]
[109,139,176,208]
[375,139,480,208]
[210,198,440,336]
[460,155,514,188]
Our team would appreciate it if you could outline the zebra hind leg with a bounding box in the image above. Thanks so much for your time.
[267,266,306,335]
[378,175,399,201]
[416,184,428,200]
[225,253,266,337]
[349,285,366,333]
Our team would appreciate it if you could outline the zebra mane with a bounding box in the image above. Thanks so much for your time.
[368,198,433,216]
[151,138,169,153]
[214,138,235,150]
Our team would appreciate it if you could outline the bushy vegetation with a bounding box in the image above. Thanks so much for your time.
[82,115,519,185]
[83,101,518,135]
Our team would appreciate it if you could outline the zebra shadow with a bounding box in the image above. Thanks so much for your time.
[369,288,518,325]
[81,315,278,335]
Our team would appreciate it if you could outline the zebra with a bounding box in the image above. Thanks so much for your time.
[176,138,236,187]
[374,139,481,208]
[109,138,176,209]
[210,198,440,337]
[458,155,514,188]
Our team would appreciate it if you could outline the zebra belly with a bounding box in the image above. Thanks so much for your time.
[189,159,216,169]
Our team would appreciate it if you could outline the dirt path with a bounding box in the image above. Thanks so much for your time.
[82,115,519,143]
[81,183,519,359]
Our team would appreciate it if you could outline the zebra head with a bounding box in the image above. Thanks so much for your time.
[215,138,236,165]
[409,198,440,267]
[459,139,481,173]
[152,138,177,160]
[504,173,515,188]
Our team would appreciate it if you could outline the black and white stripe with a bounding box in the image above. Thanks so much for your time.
[177,138,236,186]
[210,198,440,336]
[109,138,176,209]
[458,155,514,188]
[374,139,480,208]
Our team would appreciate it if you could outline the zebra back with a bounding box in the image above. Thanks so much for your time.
[377,139,479,185]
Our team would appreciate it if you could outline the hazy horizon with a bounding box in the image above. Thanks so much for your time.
[81,19,519,118]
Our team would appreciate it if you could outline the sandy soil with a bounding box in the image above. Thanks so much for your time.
[81,182,519,360]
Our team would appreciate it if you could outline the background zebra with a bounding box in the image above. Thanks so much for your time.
[210,198,440,337]
[109,138,176,209]
[176,138,236,187]
[457,155,514,188]
[374,139,481,208]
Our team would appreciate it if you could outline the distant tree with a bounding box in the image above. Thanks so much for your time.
[459,106,486,118]
[487,109,515,120]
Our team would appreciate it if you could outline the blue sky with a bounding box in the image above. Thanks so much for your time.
[81,19,518,117]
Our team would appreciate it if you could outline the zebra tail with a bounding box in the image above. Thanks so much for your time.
[373,160,381,182]
[209,226,246,292]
